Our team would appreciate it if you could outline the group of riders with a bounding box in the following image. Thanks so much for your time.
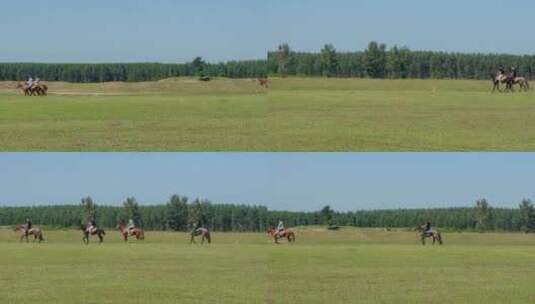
[85,217,135,234]
[18,76,48,96]
[16,217,440,245]
[492,66,530,92]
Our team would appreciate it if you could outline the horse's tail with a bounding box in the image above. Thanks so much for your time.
[206,232,211,244]
[525,80,530,91]
[140,230,145,240]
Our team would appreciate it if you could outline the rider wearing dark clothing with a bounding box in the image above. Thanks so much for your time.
[190,221,201,235]
[86,218,97,233]
[424,221,432,235]
[25,218,32,236]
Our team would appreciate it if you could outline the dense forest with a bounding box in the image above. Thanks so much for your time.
[3,42,535,82]
[1,196,534,233]
[0,58,267,82]
[268,42,535,79]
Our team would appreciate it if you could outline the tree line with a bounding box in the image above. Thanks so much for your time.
[268,42,535,79]
[0,58,267,83]
[1,196,534,233]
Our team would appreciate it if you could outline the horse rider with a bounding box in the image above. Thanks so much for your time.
[422,221,433,236]
[187,221,198,236]
[34,77,41,88]
[127,218,136,232]
[86,218,97,234]
[26,77,34,91]
[277,220,285,236]
[24,217,33,237]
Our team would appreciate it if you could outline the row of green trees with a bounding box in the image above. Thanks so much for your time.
[268,42,535,79]
[1,196,534,233]
[0,58,267,82]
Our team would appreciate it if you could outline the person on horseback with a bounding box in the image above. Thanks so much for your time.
[26,77,34,90]
[190,221,201,235]
[423,221,433,236]
[127,218,135,232]
[24,217,32,237]
[86,218,97,234]
[277,220,285,236]
[506,67,517,90]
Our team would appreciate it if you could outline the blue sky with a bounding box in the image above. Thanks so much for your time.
[1,153,534,211]
[1,1,534,63]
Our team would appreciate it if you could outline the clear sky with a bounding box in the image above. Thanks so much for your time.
[0,0,270,63]
[1,1,534,63]
[267,0,535,55]
[1,153,534,211]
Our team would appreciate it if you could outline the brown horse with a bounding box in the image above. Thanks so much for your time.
[491,71,510,92]
[118,223,145,241]
[14,225,44,243]
[258,77,268,88]
[15,82,48,96]
[81,224,106,244]
[190,227,211,245]
[16,82,33,96]
[267,228,295,244]
[417,225,443,245]
[34,84,48,96]
[509,77,530,92]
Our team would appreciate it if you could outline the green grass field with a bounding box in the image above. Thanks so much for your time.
[0,78,535,151]
[1,77,535,151]
[1,227,534,303]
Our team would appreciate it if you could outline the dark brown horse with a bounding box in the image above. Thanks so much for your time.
[16,82,33,96]
[258,77,268,88]
[15,82,48,96]
[81,224,106,244]
[267,228,295,244]
[34,84,48,96]
[118,223,145,241]
[190,227,211,245]
[14,225,44,243]
[417,225,443,245]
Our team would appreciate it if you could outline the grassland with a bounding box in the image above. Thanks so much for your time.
[1,227,534,303]
[1,77,535,151]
